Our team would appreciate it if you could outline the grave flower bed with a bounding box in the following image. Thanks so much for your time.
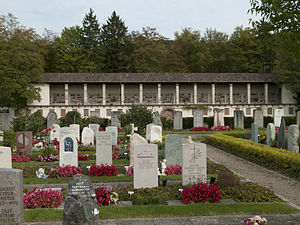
[94,186,117,206]
[191,127,209,132]
[165,165,182,175]
[182,183,222,204]
[112,152,120,160]
[78,153,89,161]
[113,145,122,151]
[210,126,231,131]
[36,155,59,162]
[48,165,81,178]
[12,155,30,162]
[88,164,118,176]
[126,165,134,176]
[243,215,267,225]
[23,187,63,209]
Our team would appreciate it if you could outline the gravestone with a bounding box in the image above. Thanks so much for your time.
[50,124,60,143]
[182,143,207,186]
[213,109,224,127]
[251,123,258,143]
[59,127,78,167]
[96,132,112,165]
[146,123,154,140]
[165,134,182,166]
[62,174,98,225]
[16,131,32,156]
[0,130,3,142]
[0,168,23,225]
[234,110,244,129]
[47,111,58,128]
[266,123,275,147]
[0,146,12,168]
[82,127,94,146]
[288,125,299,153]
[278,117,286,149]
[193,109,203,127]
[149,125,162,143]
[296,111,300,128]
[134,144,158,189]
[105,126,118,145]
[153,111,162,126]
[173,111,183,130]
[0,109,13,131]
[111,111,120,127]
[274,109,284,127]
[130,133,148,166]
[253,109,264,128]
[69,124,80,142]
[88,124,100,136]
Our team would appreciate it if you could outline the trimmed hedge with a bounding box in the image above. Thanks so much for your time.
[203,133,300,180]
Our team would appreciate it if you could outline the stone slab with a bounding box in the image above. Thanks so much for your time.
[253,109,264,128]
[152,111,162,126]
[89,124,100,136]
[251,123,258,143]
[59,127,78,167]
[0,146,12,168]
[278,117,286,149]
[234,110,244,129]
[213,109,224,127]
[69,124,80,142]
[173,111,182,130]
[47,111,58,128]
[82,127,94,146]
[96,132,112,165]
[288,125,299,153]
[193,109,203,128]
[274,109,284,127]
[146,123,154,140]
[149,125,162,143]
[165,134,182,166]
[266,123,275,146]
[105,126,118,145]
[16,131,32,155]
[130,134,148,166]
[297,111,300,128]
[111,111,120,128]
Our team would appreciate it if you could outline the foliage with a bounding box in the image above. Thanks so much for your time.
[79,145,95,151]
[283,116,296,126]
[58,111,83,128]
[0,13,43,109]
[165,165,182,175]
[182,183,222,204]
[124,124,132,136]
[183,117,193,129]
[161,117,173,130]
[12,111,46,134]
[41,146,57,157]
[112,152,120,160]
[203,133,300,180]
[48,166,81,178]
[224,117,234,129]
[88,164,118,177]
[12,155,30,162]
[120,105,152,132]
[82,116,109,129]
[23,187,63,209]
[2,131,16,147]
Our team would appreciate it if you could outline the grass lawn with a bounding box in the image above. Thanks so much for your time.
[24,202,300,222]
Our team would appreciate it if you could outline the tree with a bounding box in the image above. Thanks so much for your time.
[12,111,46,134]
[100,11,130,72]
[81,8,103,72]
[0,13,43,109]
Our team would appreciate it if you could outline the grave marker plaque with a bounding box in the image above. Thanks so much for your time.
[59,127,78,167]
[16,131,32,156]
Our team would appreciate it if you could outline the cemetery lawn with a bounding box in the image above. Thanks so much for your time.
[24,202,300,222]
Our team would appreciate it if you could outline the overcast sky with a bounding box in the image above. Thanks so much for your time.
[0,0,255,39]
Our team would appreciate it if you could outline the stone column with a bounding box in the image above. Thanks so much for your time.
[83,84,88,105]
[194,83,197,104]
[121,83,125,105]
[229,83,233,104]
[176,83,179,104]
[211,84,215,104]
[139,83,143,104]
[247,83,251,104]
[102,84,106,105]
[264,83,268,104]
[157,83,161,105]
[64,84,69,105]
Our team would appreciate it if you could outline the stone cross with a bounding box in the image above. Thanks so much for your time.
[288,125,299,153]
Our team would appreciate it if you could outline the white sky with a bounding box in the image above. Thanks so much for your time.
[0,0,254,39]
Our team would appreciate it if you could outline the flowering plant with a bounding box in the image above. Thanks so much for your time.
[117,138,122,144]
[94,186,117,206]
[182,183,222,204]
[88,164,117,177]
[126,165,134,176]
[118,128,124,133]
[78,153,89,161]
[36,155,58,162]
[113,145,122,151]
[191,127,209,131]
[210,126,231,131]
[23,187,63,209]
[165,165,182,175]
[48,165,81,178]
[243,215,267,225]
[12,155,30,162]
[112,152,120,160]
[40,128,51,134]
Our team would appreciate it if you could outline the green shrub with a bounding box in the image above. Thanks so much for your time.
[183,117,193,129]
[223,131,245,138]
[82,116,109,129]
[161,117,173,130]
[204,116,214,128]
[12,111,46,134]
[244,117,254,129]
[41,146,58,157]
[2,131,16,148]
[124,124,132,136]
[203,133,300,180]
[284,116,296,126]
[224,117,234,128]
[264,116,273,127]
[58,111,83,130]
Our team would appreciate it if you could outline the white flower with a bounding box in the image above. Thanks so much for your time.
[93,208,99,215]
[128,191,134,196]
[178,189,183,193]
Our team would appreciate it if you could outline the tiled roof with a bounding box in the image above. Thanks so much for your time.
[42,73,276,83]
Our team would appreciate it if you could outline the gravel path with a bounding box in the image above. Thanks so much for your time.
[206,144,300,209]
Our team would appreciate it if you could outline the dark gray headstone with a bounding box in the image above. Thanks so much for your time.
[234,110,244,129]
[47,111,58,128]
[251,123,258,143]
[16,131,32,156]
[297,111,300,128]
[111,111,120,127]
[278,117,286,149]
[173,111,183,130]
[153,111,162,126]
[253,108,264,128]
[0,168,23,225]
[63,174,98,225]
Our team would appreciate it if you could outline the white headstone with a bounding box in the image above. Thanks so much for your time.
[0,146,12,168]
[213,109,224,127]
[173,111,183,130]
[274,109,284,127]
[266,123,275,146]
[82,127,94,146]
[96,132,112,165]
[134,144,158,189]
[69,124,80,142]
[50,124,60,142]
[193,109,204,127]
[253,109,264,128]
[288,125,299,153]
[105,126,118,145]
[182,143,207,186]
[59,127,78,167]
[150,125,162,143]
[130,134,148,166]
[88,124,100,135]
[146,123,154,140]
